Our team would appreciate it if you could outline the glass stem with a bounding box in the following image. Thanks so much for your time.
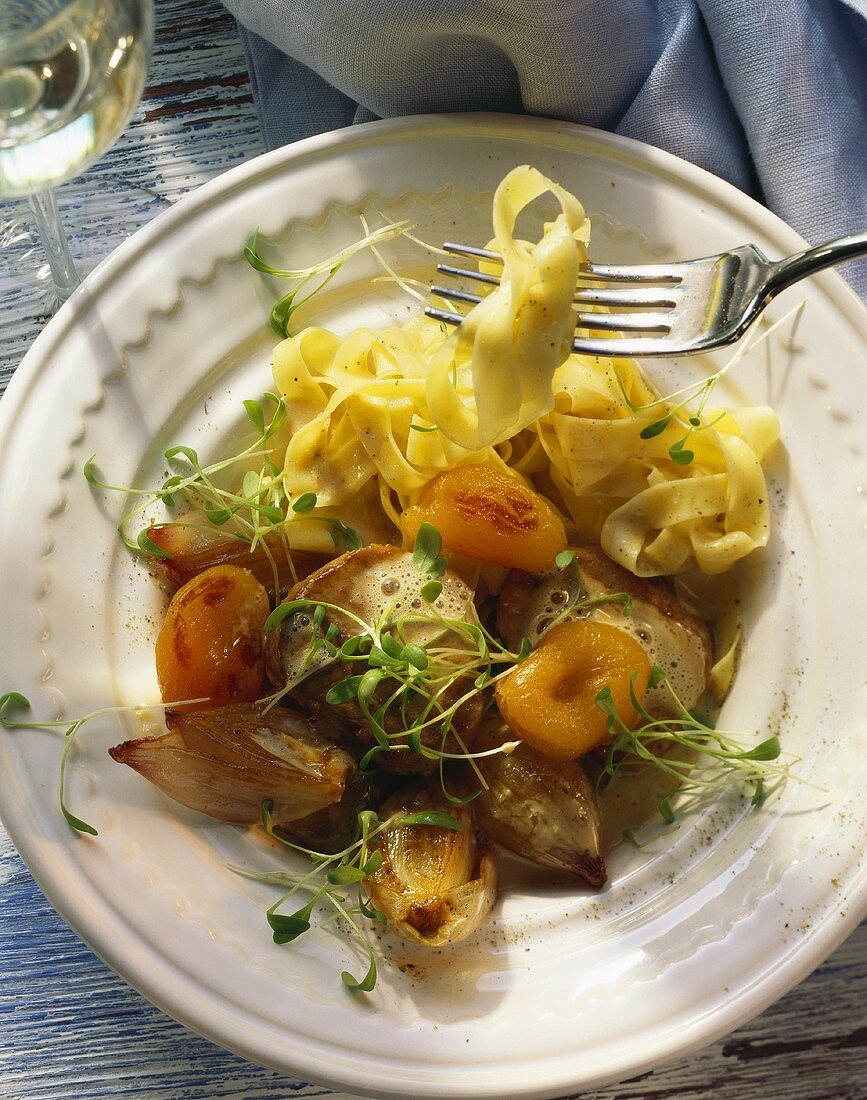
[26,188,79,303]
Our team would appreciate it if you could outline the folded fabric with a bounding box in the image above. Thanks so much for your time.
[223,0,867,298]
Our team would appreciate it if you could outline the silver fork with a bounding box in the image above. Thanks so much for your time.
[425,230,867,356]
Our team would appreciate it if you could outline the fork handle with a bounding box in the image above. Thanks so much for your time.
[767,229,867,297]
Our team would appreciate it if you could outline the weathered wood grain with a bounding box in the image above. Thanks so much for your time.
[1,1,865,1098]
[0,0,263,385]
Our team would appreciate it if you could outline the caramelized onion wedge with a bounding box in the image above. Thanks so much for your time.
[146,511,328,594]
[365,786,498,947]
[274,770,397,855]
[473,720,606,886]
[109,704,355,825]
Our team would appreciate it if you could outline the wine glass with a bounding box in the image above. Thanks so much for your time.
[0,0,153,308]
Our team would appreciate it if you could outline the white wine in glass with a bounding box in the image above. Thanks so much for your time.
[0,0,153,304]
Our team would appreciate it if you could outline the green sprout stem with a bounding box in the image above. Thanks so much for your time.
[0,692,207,836]
[595,669,790,819]
[232,803,460,990]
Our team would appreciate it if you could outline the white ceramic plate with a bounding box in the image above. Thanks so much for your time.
[1,115,866,1100]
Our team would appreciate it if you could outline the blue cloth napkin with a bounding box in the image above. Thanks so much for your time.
[222,0,867,298]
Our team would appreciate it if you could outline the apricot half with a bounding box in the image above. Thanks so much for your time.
[495,619,651,760]
[155,564,270,709]
[401,465,566,572]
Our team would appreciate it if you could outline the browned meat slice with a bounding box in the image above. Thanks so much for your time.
[496,545,712,715]
[266,545,482,772]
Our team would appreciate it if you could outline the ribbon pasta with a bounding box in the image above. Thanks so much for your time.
[270,166,779,578]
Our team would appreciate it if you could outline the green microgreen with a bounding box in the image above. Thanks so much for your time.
[420,579,443,604]
[594,668,790,819]
[618,302,804,467]
[412,522,447,579]
[262,557,529,801]
[291,491,318,515]
[84,392,364,594]
[245,219,414,337]
[0,692,206,836]
[232,803,461,991]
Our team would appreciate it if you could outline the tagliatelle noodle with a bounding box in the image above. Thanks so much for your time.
[425,165,589,449]
[528,349,779,575]
[270,165,780,577]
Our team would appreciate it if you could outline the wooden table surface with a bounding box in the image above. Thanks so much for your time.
[1,2,865,1097]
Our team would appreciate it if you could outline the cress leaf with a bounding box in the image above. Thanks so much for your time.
[401,644,428,671]
[658,795,676,824]
[341,956,377,992]
[648,665,667,689]
[669,441,695,466]
[202,500,230,526]
[164,445,200,467]
[358,669,385,703]
[327,865,367,885]
[420,580,442,604]
[268,903,314,943]
[0,692,31,722]
[380,634,403,660]
[291,492,317,514]
[159,475,185,507]
[243,399,265,436]
[325,676,364,705]
[640,416,671,439]
[740,736,781,762]
[594,685,616,715]
[358,894,387,924]
[62,806,98,836]
[137,529,172,560]
[358,745,385,770]
[413,522,443,575]
[361,851,383,877]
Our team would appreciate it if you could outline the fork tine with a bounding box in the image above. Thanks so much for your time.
[437,263,501,286]
[425,305,465,326]
[574,286,677,307]
[430,285,482,306]
[429,290,673,334]
[443,242,500,261]
[424,306,678,353]
[433,278,679,315]
[583,262,683,283]
[575,311,671,333]
[443,242,685,284]
[437,264,677,308]
[572,335,674,356]
[440,267,677,312]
